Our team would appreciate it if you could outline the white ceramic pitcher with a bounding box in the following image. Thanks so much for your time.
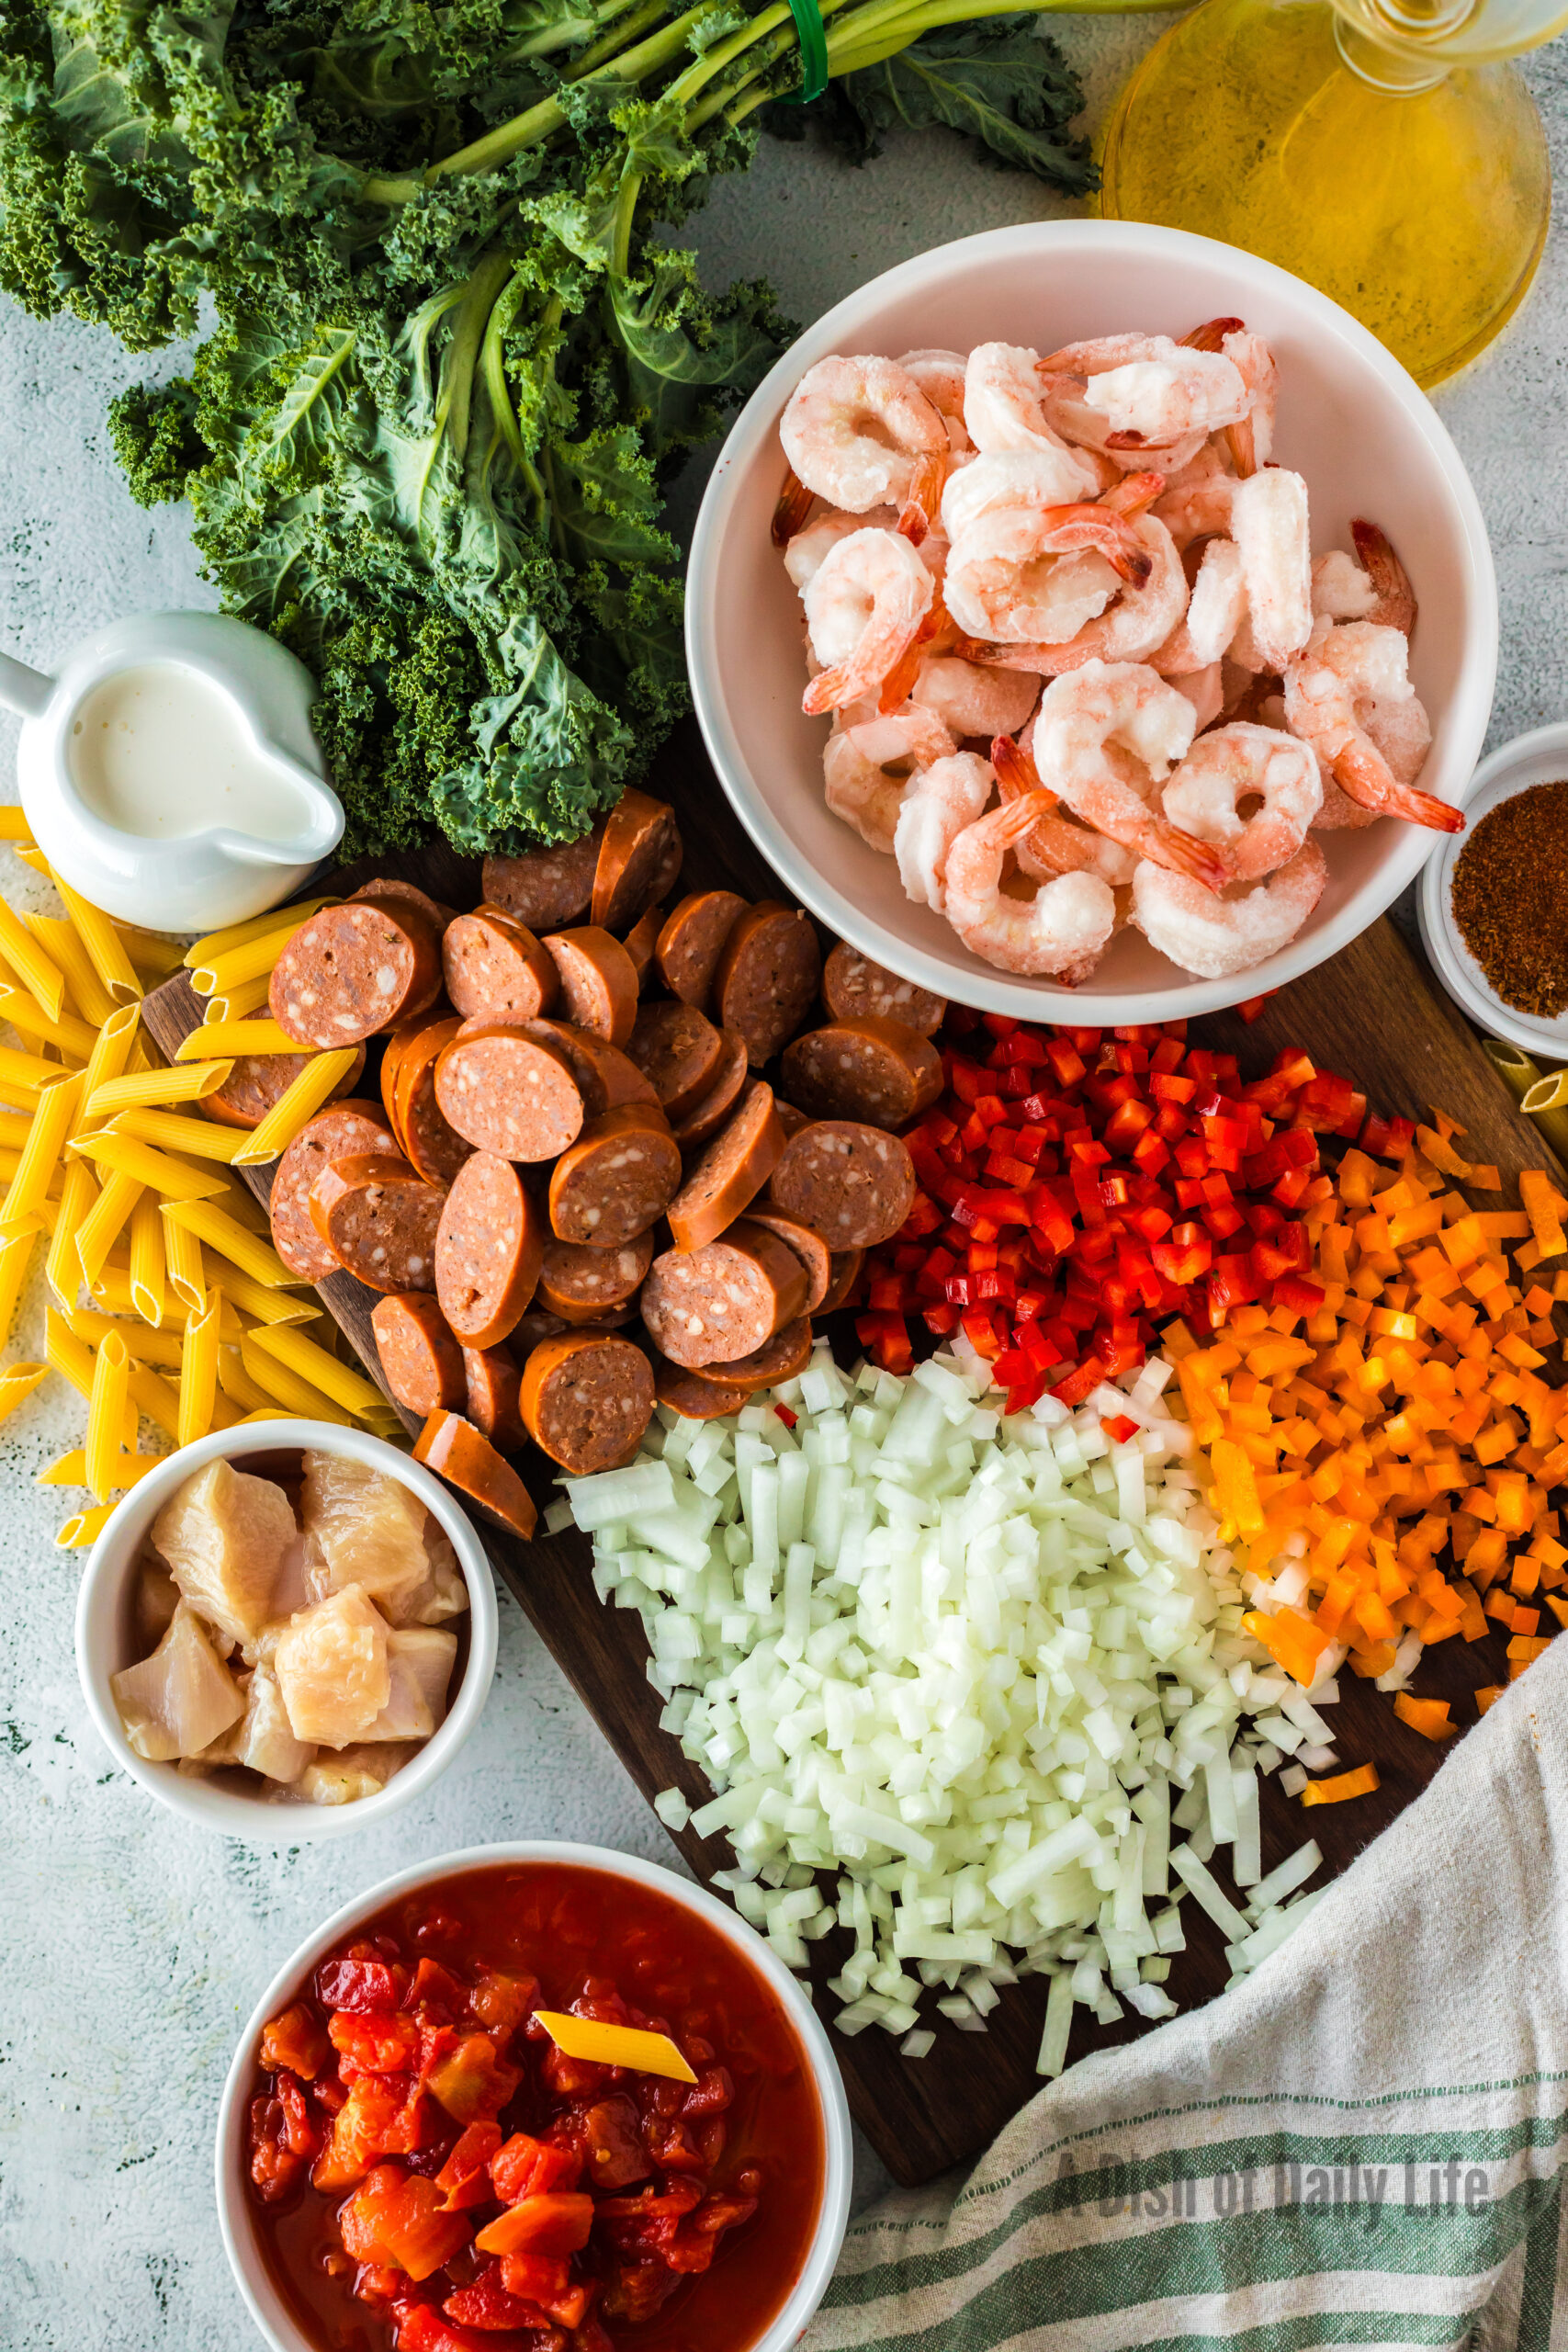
[0,611,344,932]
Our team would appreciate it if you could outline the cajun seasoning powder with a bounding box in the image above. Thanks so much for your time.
[1450,781,1568,1018]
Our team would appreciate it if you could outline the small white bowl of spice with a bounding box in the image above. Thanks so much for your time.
[1419,721,1568,1057]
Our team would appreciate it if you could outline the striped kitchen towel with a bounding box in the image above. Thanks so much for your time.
[805,1643,1568,2352]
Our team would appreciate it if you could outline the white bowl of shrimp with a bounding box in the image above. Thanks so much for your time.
[686,220,1497,1019]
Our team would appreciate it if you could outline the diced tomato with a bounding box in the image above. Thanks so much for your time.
[434,2121,504,2211]
[443,2268,544,2331]
[395,2307,516,2352]
[427,2033,520,2125]
[340,2162,472,2281]
[602,2263,682,2324]
[580,2096,651,2189]
[474,2192,595,2259]
[260,2002,330,2080]
[248,2093,306,2203]
[276,2072,319,2159]
[312,2075,422,2191]
[403,1959,468,2024]
[664,2188,761,2272]
[331,2009,423,2076]
[491,2131,583,2205]
[496,2254,571,2306]
[319,1948,402,2015]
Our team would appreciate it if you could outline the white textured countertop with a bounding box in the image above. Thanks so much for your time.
[5,25,1568,2342]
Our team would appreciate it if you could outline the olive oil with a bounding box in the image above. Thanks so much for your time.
[1099,0,1550,386]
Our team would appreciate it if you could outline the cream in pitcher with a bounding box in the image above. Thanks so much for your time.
[69,662,327,844]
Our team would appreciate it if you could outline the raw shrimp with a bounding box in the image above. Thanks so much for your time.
[1040,334,1249,450]
[964,514,1190,673]
[943,792,1119,980]
[894,751,994,909]
[803,527,933,714]
[898,349,972,455]
[1230,468,1313,673]
[1217,330,1277,475]
[911,656,1039,741]
[823,705,955,852]
[784,504,895,594]
[1133,841,1327,979]
[1154,443,1236,549]
[1282,620,1456,832]
[1169,662,1225,733]
[1351,518,1417,635]
[773,465,814,548]
[1028,660,1227,888]
[1161,721,1323,881]
[941,447,1102,541]
[995,729,1139,884]
[943,503,1152,643]
[1311,548,1379,623]
[1150,537,1247,673]
[780,356,948,537]
[963,344,1100,484]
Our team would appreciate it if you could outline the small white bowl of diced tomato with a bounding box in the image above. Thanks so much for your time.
[215,1843,853,2352]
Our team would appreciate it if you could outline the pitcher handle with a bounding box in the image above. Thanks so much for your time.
[0,653,53,720]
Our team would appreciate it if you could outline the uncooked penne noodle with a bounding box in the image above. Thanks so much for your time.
[0,1229,38,1343]
[65,1306,184,1367]
[70,1129,228,1204]
[25,913,117,1025]
[214,1174,272,1235]
[85,1061,235,1117]
[129,1189,166,1327]
[114,926,186,979]
[0,1148,25,1186]
[106,1107,249,1164]
[38,1445,159,1489]
[203,973,273,1024]
[0,985,99,1063]
[56,1502,118,1548]
[0,1070,83,1230]
[244,1323,387,1417]
[162,1198,298,1289]
[0,1360,47,1427]
[235,1047,360,1167]
[217,1346,278,1414]
[76,1168,142,1294]
[175,1019,306,1062]
[0,1044,69,1095]
[164,1215,205,1314]
[215,1269,319,1327]
[186,898,338,995]
[127,1358,182,1441]
[49,868,141,1004]
[86,1330,130,1500]
[238,1330,354,1426]
[47,1159,97,1304]
[12,845,48,876]
[179,1292,221,1450]
[0,899,65,1020]
[79,1002,142,1112]
[90,1267,142,1318]
[0,808,31,840]
[45,1309,136,1442]
[0,1111,35,1154]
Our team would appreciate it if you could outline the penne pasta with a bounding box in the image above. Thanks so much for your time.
[127,1358,184,1441]
[162,1198,298,1289]
[89,1266,142,1318]
[235,1047,360,1166]
[0,1070,81,1230]
[0,1111,36,1154]
[238,1330,355,1426]
[0,1045,70,1095]
[78,1002,142,1113]
[202,973,273,1024]
[114,926,186,979]
[217,1345,279,1414]
[0,899,65,1020]
[47,1159,98,1304]
[235,1408,310,1425]
[45,1309,137,1442]
[163,1215,205,1313]
[50,868,142,1004]
[76,1168,142,1294]
[86,1329,130,1500]
[0,1360,47,1428]
[106,1107,249,1163]
[186,898,337,996]
[85,1061,235,1117]
[0,985,99,1063]
[175,1019,308,1062]
[25,913,117,1025]
[65,1307,184,1367]
[38,1445,160,1489]
[244,1323,388,1418]
[56,1501,118,1548]
[12,845,49,876]
[128,1188,166,1327]
[0,1229,38,1343]
[213,1270,319,1327]
[0,808,31,840]
[70,1129,229,1204]
[178,1291,221,1449]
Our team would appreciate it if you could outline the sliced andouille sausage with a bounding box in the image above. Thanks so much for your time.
[435,1152,546,1350]
[821,941,947,1036]
[414,1410,537,1539]
[773,1098,810,1141]
[443,908,558,1026]
[666,1081,784,1252]
[592,792,681,933]
[767,1120,916,1250]
[309,1154,448,1294]
[716,901,821,1067]
[656,890,746,1010]
[512,1306,572,1353]
[388,1014,473,1187]
[780,1016,943,1131]
[740,1209,830,1315]
[548,1103,681,1248]
[686,1316,814,1391]
[818,1245,865,1316]
[520,1020,658,1117]
[640,1221,808,1369]
[543,928,637,1047]
[353,877,458,931]
[538,1231,653,1321]
[463,1343,528,1452]
[621,905,663,989]
[654,1358,751,1420]
[482,824,604,933]
[625,1001,723,1122]
[434,1024,584,1161]
[206,1045,367,1133]
[270,900,443,1048]
[371,1293,467,1417]
[521,1332,656,1475]
[669,1026,749,1148]
[269,1100,398,1281]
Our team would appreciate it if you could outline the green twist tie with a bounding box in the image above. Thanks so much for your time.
[777,0,829,104]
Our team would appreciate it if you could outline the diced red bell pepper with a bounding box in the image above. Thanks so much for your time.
[443,2270,544,2332]
[496,2254,571,2307]
[319,1951,401,2015]
[434,2121,504,2211]
[340,2162,472,2281]
[332,2010,423,2076]
[312,2075,423,2191]
[260,2003,331,2081]
[474,2192,595,2259]
[491,2132,583,2205]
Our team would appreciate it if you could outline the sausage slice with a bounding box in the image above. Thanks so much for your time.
[670,1027,750,1148]
[270,1101,399,1282]
[434,1025,584,1161]
[740,1209,830,1314]
[656,891,745,1009]
[435,1153,546,1349]
[463,1344,528,1452]
[640,1221,808,1369]
[521,1334,656,1474]
[621,905,664,988]
[538,1232,653,1321]
[821,942,947,1035]
[352,878,458,932]
[686,1316,814,1390]
[653,1359,752,1420]
[270,900,444,1048]
[386,1015,474,1187]
[780,1017,942,1130]
[592,792,681,932]
[443,909,558,1026]
[309,1154,448,1293]
[666,1081,784,1252]
[371,1294,467,1416]
[482,824,604,933]
[206,1045,366,1133]
[715,902,821,1066]
[818,1246,865,1315]
[543,928,637,1046]
[767,1121,916,1250]
[414,1411,537,1539]
[521,1021,657,1116]
[625,1001,724,1121]
[548,1104,681,1248]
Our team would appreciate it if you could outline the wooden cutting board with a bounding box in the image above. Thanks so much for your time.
[141,718,1559,2187]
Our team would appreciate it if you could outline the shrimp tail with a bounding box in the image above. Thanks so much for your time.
[1224,414,1258,479]
[991,732,1044,798]
[877,591,947,715]
[1148,821,1232,893]
[1098,470,1167,517]
[803,663,861,718]
[1038,503,1153,585]
[1371,778,1464,834]
[773,463,814,549]
[897,451,945,547]
[1181,315,1247,351]
[953,633,1050,674]
[1350,517,1417,637]
[1105,428,1149,451]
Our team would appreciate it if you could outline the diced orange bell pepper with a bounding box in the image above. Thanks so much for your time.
[340,2161,471,2281]
[474,2191,595,2259]
[1393,1693,1454,1740]
[1300,1762,1381,1805]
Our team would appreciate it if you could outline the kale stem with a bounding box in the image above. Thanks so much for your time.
[612,172,643,278]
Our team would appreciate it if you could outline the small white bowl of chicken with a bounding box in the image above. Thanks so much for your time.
[74,1422,499,1842]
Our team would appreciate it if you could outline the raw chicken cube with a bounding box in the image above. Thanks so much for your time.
[133,1551,181,1649]
[152,1459,298,1652]
[364,1627,459,1742]
[111,1602,244,1762]
[270,1528,324,1623]
[300,1742,420,1807]
[385,1521,470,1629]
[302,1453,429,1614]
[233,1665,316,1783]
[274,1586,391,1747]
